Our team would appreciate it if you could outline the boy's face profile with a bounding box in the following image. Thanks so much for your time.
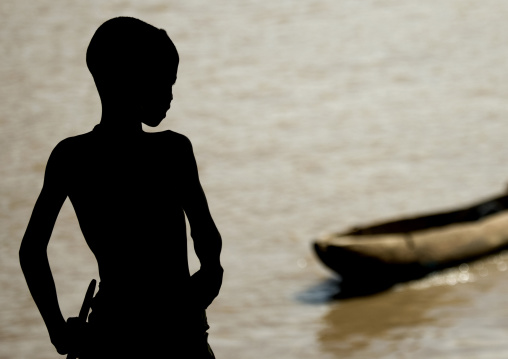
[135,66,178,128]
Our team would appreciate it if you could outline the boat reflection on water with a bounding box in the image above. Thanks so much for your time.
[319,283,454,356]
[315,253,508,358]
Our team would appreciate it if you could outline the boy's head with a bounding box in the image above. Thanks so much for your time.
[87,17,179,127]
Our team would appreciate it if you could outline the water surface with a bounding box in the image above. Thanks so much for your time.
[3,1,508,358]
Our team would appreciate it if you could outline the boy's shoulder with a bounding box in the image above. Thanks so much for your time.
[49,130,97,160]
[147,130,194,154]
[149,129,192,145]
[52,128,194,156]
[49,131,93,157]
[56,128,192,144]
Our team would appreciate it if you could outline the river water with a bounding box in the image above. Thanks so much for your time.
[3,1,508,358]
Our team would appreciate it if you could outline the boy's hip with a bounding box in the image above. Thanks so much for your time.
[82,310,214,358]
[79,285,215,358]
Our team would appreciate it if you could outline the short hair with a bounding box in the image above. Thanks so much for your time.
[86,17,179,91]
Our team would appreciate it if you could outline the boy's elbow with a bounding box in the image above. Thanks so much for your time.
[19,241,28,261]
[19,244,31,268]
[19,241,45,267]
[192,226,221,242]
[19,246,29,271]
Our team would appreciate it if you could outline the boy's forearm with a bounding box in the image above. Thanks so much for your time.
[192,227,223,270]
[19,248,66,335]
[190,228,223,308]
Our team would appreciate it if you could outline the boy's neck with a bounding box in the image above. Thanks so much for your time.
[99,109,143,135]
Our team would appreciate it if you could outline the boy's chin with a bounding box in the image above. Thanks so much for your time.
[142,115,165,128]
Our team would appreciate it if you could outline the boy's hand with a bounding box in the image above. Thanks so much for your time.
[50,326,69,355]
[49,317,88,355]
[190,266,223,309]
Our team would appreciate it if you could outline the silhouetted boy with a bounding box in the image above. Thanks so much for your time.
[19,17,223,358]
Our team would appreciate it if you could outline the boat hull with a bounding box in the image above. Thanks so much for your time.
[313,195,508,291]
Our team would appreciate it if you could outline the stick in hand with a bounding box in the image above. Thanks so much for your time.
[66,279,96,359]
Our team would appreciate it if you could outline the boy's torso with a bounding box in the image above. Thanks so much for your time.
[57,126,192,291]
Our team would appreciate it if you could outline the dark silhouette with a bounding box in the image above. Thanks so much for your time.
[19,17,223,358]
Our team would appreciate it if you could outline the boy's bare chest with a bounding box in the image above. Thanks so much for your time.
[68,140,181,202]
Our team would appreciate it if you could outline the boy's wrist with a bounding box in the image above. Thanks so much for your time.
[46,316,66,336]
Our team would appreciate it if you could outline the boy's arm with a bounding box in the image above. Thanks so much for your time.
[19,142,70,354]
[180,137,223,308]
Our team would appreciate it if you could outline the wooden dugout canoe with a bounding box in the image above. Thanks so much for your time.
[313,194,508,292]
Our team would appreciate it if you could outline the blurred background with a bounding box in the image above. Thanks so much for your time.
[3,0,508,358]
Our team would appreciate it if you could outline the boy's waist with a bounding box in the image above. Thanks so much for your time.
[94,276,191,298]
[89,281,205,329]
